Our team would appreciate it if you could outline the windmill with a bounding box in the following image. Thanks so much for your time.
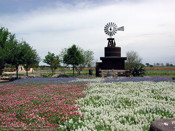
[104,22,124,47]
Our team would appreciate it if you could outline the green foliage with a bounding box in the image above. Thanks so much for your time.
[63,45,84,76]
[131,64,145,77]
[172,76,175,80]
[0,47,5,71]
[63,45,84,66]
[0,68,3,76]
[3,73,25,77]
[0,27,10,74]
[75,49,94,75]
[0,28,20,76]
[60,46,94,76]
[43,52,60,75]
[19,41,40,76]
[41,73,53,78]
[145,63,150,67]
[0,26,40,77]
[59,48,67,64]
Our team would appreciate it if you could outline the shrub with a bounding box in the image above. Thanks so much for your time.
[131,64,145,77]
[172,76,175,80]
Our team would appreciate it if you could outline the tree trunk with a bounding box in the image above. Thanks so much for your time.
[0,68,3,76]
[0,65,4,76]
[52,69,54,76]
[25,67,28,77]
[77,69,80,75]
[26,70,28,77]
[16,65,19,79]
[73,65,75,76]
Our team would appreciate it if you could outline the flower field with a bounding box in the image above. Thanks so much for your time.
[76,82,175,130]
[0,77,175,130]
[0,83,87,130]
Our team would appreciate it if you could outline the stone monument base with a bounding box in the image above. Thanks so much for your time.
[97,69,130,77]
[150,118,175,131]
[96,56,127,77]
[96,37,127,77]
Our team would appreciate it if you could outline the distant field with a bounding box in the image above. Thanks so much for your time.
[2,68,96,77]
[145,67,175,76]
[3,67,175,77]
[145,67,175,70]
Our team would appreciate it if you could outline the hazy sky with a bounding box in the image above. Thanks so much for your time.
[1,0,175,65]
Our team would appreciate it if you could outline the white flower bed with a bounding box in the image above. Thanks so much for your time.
[69,82,175,131]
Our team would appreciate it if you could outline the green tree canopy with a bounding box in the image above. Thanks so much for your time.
[0,26,40,77]
[75,49,94,75]
[63,44,84,76]
[0,27,19,75]
[43,52,60,75]
[60,45,94,75]
[5,36,26,78]
[0,27,10,74]
[20,41,40,76]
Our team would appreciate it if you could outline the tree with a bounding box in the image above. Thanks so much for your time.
[0,27,10,75]
[125,51,145,76]
[75,49,94,75]
[82,50,94,68]
[20,41,40,76]
[0,26,40,78]
[145,63,150,67]
[6,40,24,78]
[125,51,142,69]
[43,52,60,75]
[161,63,164,67]
[166,63,170,67]
[0,47,5,75]
[63,44,84,76]
[60,46,94,75]
[4,34,26,78]
[0,27,25,78]
[6,39,40,78]
[126,51,142,64]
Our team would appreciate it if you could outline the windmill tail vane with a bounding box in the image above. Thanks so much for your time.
[117,26,124,31]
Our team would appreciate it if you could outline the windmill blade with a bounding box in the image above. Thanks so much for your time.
[117,26,124,31]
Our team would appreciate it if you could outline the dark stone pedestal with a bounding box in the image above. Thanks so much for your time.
[96,56,127,77]
[150,118,175,131]
[96,38,127,77]
[100,56,127,69]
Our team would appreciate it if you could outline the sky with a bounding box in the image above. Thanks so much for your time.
[0,0,175,65]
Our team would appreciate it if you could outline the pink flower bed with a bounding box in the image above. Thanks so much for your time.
[0,83,87,129]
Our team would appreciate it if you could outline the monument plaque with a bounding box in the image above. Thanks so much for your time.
[96,22,127,77]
